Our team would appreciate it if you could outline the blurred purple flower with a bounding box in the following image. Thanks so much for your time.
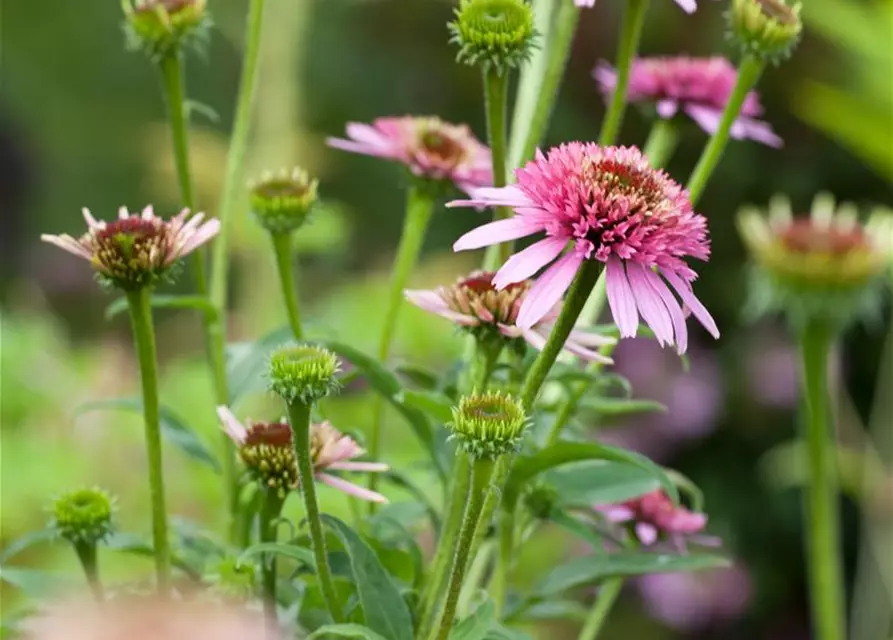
[597,489,716,549]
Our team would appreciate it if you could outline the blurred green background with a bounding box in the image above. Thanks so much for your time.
[1,0,891,638]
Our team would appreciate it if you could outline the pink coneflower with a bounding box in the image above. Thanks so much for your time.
[40,206,220,290]
[217,407,389,503]
[598,490,716,549]
[594,57,781,147]
[327,116,492,193]
[405,270,616,363]
[450,143,719,353]
[575,0,699,14]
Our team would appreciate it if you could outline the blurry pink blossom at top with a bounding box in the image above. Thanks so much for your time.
[595,57,782,147]
[327,116,492,193]
[450,143,718,353]
[575,0,699,13]
[598,489,716,549]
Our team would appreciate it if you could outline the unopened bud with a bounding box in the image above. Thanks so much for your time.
[51,488,115,546]
[449,0,537,75]
[450,390,527,459]
[123,0,209,60]
[268,344,341,405]
[728,0,802,64]
[249,167,319,235]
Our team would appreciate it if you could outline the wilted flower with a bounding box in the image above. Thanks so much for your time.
[451,143,719,353]
[405,270,616,362]
[217,407,389,503]
[594,57,781,147]
[575,0,698,14]
[40,206,219,291]
[598,490,714,549]
[327,116,492,193]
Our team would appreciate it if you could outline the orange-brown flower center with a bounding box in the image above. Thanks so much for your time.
[419,128,466,167]
[779,219,869,256]
[244,422,292,447]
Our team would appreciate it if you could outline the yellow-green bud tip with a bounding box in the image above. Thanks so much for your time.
[449,0,537,76]
[450,390,527,459]
[728,0,802,64]
[249,167,319,235]
[51,487,115,546]
[268,344,341,405]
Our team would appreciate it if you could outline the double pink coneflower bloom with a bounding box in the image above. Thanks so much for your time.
[451,143,719,354]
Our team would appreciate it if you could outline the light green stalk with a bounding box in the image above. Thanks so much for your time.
[270,232,303,340]
[577,579,625,640]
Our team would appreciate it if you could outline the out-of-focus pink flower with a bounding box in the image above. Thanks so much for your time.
[217,407,389,503]
[637,564,752,631]
[594,57,782,147]
[327,116,491,193]
[405,270,616,363]
[598,490,714,549]
[575,0,699,14]
[450,143,718,353]
[41,206,220,290]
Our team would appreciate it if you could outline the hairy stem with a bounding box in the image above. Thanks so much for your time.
[259,491,284,636]
[270,232,303,340]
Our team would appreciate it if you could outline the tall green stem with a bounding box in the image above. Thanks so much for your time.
[798,321,846,640]
[125,288,171,593]
[73,542,103,601]
[481,69,512,271]
[270,233,303,340]
[287,401,344,622]
[686,54,765,205]
[208,0,268,533]
[430,458,496,640]
[577,578,625,640]
[368,186,435,506]
[259,490,284,635]
[642,118,680,169]
[598,0,650,146]
[520,260,602,411]
[491,507,514,617]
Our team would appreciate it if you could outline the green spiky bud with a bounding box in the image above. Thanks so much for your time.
[524,483,559,520]
[249,167,319,235]
[122,0,210,61]
[268,344,341,405]
[51,488,115,546]
[239,422,298,498]
[450,390,527,459]
[728,0,802,64]
[449,0,537,76]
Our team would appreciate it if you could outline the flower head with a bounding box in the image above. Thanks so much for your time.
[267,344,341,405]
[406,270,616,362]
[728,0,802,63]
[451,143,719,353]
[598,490,713,549]
[575,0,699,15]
[51,488,115,546]
[449,0,537,75]
[327,117,492,193]
[123,0,209,59]
[450,391,528,459]
[217,407,389,503]
[41,206,220,291]
[594,57,781,147]
[249,167,319,235]
[738,193,893,327]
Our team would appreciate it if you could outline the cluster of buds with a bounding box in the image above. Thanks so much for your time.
[267,344,342,405]
[122,0,210,60]
[449,0,537,75]
[450,390,527,460]
[51,488,115,547]
[738,194,893,328]
[249,167,319,236]
[727,0,802,64]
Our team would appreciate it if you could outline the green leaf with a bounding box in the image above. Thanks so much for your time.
[227,327,292,403]
[520,599,589,622]
[104,294,217,322]
[75,399,220,472]
[665,469,705,513]
[548,510,605,548]
[545,461,660,507]
[316,340,447,480]
[502,442,678,512]
[578,397,667,417]
[394,363,442,390]
[307,624,390,640]
[378,471,441,534]
[321,515,414,640]
[451,597,496,640]
[0,528,56,564]
[0,566,69,597]
[238,542,314,568]
[534,553,731,599]
[397,389,454,424]
[105,532,200,579]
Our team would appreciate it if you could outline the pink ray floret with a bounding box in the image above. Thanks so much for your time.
[598,490,714,550]
[450,143,719,353]
[327,116,492,193]
[405,270,616,363]
[575,0,699,14]
[594,57,781,147]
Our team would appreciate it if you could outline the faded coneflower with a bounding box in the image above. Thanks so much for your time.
[405,270,615,362]
[40,206,220,290]
[594,57,781,147]
[327,116,492,193]
[598,490,716,550]
[451,143,719,353]
[216,407,389,503]
[575,0,699,14]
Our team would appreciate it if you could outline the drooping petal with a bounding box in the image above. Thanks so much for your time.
[736,117,783,148]
[216,406,248,445]
[327,461,390,472]
[317,473,389,503]
[643,269,689,354]
[626,262,675,347]
[662,269,720,339]
[493,237,567,289]
[345,122,393,151]
[557,333,615,364]
[684,104,723,136]
[404,290,479,326]
[453,216,546,251]
[567,328,617,348]
[605,257,639,338]
[40,234,93,261]
[516,252,584,330]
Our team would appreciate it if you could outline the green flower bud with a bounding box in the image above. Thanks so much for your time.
[450,390,527,459]
[524,483,559,520]
[728,0,802,64]
[449,0,537,76]
[738,193,893,329]
[51,488,115,546]
[122,0,210,61]
[249,168,319,235]
[268,344,341,405]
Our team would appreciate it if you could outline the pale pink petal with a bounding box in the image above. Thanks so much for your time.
[593,63,617,91]
[41,235,93,260]
[560,336,615,364]
[684,104,723,136]
[605,257,639,338]
[345,122,393,151]
[567,329,616,348]
[736,117,783,148]
[327,461,390,472]
[326,137,393,158]
[662,269,720,339]
[656,99,679,119]
[176,220,220,258]
[493,237,567,289]
[216,406,247,445]
[81,208,102,229]
[636,522,659,545]
[317,473,389,503]
[598,505,635,522]
[575,0,596,6]
[626,263,674,348]
[141,205,156,220]
[465,185,533,208]
[516,252,584,330]
[453,216,546,251]
[674,0,697,13]
[118,206,130,220]
[642,269,689,354]
[404,290,478,326]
